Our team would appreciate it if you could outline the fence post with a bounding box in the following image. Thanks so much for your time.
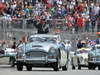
[23,19,27,38]
[23,19,27,30]
[3,19,6,40]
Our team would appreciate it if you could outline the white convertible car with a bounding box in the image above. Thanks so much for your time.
[16,34,68,71]
[0,47,16,67]
[71,48,91,70]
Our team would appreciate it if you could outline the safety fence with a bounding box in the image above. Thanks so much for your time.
[0,18,66,29]
[0,18,66,39]
[0,18,97,41]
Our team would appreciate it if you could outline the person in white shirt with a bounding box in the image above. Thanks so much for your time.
[64,40,72,64]
[65,40,72,51]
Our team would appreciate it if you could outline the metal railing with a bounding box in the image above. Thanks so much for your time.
[0,18,97,40]
[0,18,66,30]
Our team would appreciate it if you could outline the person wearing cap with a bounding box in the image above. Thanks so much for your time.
[34,18,49,34]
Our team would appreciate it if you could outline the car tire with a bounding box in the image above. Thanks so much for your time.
[98,66,100,70]
[17,61,23,71]
[78,65,81,70]
[88,63,95,70]
[88,63,92,70]
[53,51,60,71]
[53,62,60,71]
[92,65,96,70]
[26,65,32,71]
[72,65,75,70]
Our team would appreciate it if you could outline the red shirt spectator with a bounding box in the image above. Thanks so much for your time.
[77,16,84,28]
[78,3,84,13]
[66,15,73,28]
[43,0,48,4]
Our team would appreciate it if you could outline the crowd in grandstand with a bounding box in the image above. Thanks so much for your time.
[0,0,100,33]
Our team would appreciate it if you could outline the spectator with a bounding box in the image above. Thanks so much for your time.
[17,40,23,47]
[97,13,100,32]
[65,40,72,51]
[34,18,49,34]
[12,42,16,49]
[64,40,72,63]
[85,15,90,32]
[96,38,100,44]
[76,14,85,32]
[0,0,99,34]
[90,15,97,32]
[77,40,83,48]
[11,37,16,49]
[1,41,7,49]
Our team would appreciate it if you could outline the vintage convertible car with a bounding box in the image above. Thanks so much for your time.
[16,34,68,71]
[88,44,100,70]
[0,47,16,67]
[71,47,91,70]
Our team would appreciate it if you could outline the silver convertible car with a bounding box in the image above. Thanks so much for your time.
[16,34,68,71]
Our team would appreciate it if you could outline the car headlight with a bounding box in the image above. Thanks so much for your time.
[48,48,57,58]
[49,48,56,54]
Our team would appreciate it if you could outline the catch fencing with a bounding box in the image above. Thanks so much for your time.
[0,18,66,40]
[0,18,97,41]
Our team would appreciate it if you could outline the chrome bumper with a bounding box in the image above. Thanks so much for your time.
[88,61,100,64]
[17,57,57,64]
[88,58,100,64]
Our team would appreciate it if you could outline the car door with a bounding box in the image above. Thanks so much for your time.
[0,49,10,65]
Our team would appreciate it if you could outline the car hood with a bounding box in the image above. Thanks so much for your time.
[77,53,88,59]
[25,42,58,52]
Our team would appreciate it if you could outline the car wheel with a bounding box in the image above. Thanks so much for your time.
[78,65,81,70]
[92,65,96,70]
[88,63,92,70]
[53,62,60,71]
[98,66,100,70]
[72,65,75,70]
[26,65,32,71]
[53,52,60,71]
[88,63,95,70]
[17,61,23,71]
[62,63,68,71]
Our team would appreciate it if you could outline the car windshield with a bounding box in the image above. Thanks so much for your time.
[97,46,100,50]
[29,37,58,43]
[92,46,100,51]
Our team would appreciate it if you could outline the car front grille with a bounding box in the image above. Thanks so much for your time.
[26,51,47,58]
